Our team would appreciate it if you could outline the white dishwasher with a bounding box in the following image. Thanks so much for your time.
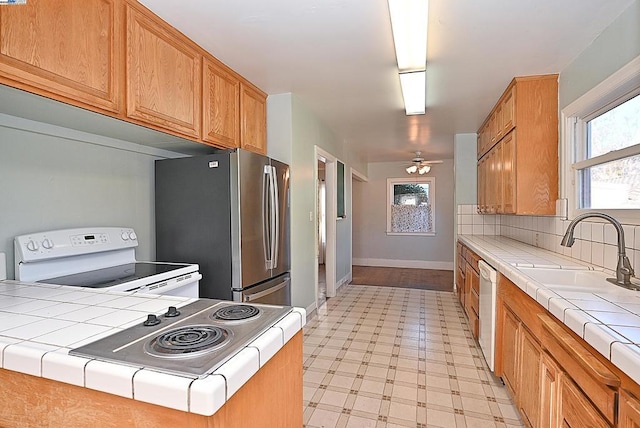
[478,260,497,372]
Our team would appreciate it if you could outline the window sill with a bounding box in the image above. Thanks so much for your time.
[386,232,436,237]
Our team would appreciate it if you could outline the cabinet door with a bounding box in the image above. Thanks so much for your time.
[620,390,640,428]
[519,327,541,428]
[477,156,486,213]
[240,82,267,155]
[540,352,561,428]
[0,0,121,113]
[501,131,516,214]
[494,142,503,213]
[202,58,240,148]
[501,306,519,397]
[502,86,515,135]
[495,103,504,141]
[558,375,609,428]
[126,4,201,138]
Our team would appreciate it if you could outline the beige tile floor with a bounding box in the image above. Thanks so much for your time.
[303,284,524,428]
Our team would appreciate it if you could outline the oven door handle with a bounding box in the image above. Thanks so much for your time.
[243,281,288,302]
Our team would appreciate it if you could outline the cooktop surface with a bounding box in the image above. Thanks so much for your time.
[70,299,292,378]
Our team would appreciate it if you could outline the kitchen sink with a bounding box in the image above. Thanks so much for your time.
[518,267,612,292]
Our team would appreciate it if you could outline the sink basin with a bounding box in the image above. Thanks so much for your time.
[518,267,612,292]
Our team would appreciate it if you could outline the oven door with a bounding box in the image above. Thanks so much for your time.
[235,274,290,305]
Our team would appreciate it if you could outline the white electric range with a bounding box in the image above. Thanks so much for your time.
[14,227,201,297]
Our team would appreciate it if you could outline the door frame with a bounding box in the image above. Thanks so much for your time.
[315,146,337,302]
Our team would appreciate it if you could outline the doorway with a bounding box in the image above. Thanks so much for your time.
[315,146,337,311]
[317,159,327,308]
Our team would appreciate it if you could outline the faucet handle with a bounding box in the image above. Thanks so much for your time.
[622,256,635,277]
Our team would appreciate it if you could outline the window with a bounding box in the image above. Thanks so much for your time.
[386,177,435,235]
[562,55,640,219]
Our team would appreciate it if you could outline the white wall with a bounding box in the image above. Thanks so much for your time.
[0,114,183,279]
[352,160,455,270]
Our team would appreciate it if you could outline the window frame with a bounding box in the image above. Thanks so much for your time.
[386,176,436,236]
[561,54,640,223]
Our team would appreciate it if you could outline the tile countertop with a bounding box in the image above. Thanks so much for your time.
[0,280,306,416]
[458,235,640,386]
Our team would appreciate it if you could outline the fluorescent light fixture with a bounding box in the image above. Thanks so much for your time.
[418,165,431,174]
[388,0,428,71]
[406,165,418,174]
[399,71,426,115]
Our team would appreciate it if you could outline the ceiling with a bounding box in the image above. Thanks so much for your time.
[140,0,634,164]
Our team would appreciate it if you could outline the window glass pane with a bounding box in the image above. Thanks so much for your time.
[578,153,640,209]
[587,94,640,158]
[391,183,432,233]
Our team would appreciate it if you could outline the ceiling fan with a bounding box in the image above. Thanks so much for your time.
[404,151,443,175]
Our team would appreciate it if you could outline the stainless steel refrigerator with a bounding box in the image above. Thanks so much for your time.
[155,149,291,305]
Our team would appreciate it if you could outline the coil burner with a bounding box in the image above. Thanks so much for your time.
[212,304,261,322]
[144,325,231,358]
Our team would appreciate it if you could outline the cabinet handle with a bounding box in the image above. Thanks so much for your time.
[538,313,619,387]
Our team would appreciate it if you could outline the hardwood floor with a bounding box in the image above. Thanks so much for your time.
[350,265,453,292]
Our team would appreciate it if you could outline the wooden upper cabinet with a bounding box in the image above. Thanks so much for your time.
[501,86,515,135]
[126,3,201,139]
[501,131,516,214]
[476,75,558,215]
[240,82,267,155]
[202,58,240,149]
[0,0,121,113]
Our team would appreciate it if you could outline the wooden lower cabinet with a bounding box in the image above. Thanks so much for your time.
[620,390,640,428]
[540,352,561,428]
[558,375,609,428]
[0,332,303,428]
[497,275,628,428]
[501,305,520,398]
[519,326,542,427]
[456,242,480,339]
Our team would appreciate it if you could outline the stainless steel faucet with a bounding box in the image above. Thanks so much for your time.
[561,212,638,289]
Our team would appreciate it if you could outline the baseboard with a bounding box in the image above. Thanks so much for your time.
[337,272,351,290]
[353,258,454,271]
[305,301,317,322]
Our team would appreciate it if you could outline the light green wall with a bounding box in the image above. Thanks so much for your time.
[0,114,181,279]
[454,133,478,205]
[560,0,640,108]
[267,93,363,309]
[352,160,455,268]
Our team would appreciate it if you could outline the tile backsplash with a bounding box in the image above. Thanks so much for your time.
[457,204,640,276]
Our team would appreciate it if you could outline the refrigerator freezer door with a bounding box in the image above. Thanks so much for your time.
[270,158,291,278]
[237,150,273,289]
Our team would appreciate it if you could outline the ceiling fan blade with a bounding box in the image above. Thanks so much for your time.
[421,160,443,164]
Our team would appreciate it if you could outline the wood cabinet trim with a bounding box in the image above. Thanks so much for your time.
[539,313,619,387]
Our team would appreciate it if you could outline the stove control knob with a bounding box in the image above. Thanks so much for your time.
[41,238,54,249]
[143,314,161,326]
[121,232,129,241]
[165,306,181,317]
[128,231,137,241]
[26,240,39,252]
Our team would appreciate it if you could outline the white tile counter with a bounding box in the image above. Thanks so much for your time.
[0,280,305,416]
[459,235,640,385]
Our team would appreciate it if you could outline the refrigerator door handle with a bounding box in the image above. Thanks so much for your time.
[263,165,272,269]
[243,280,288,302]
[270,166,280,269]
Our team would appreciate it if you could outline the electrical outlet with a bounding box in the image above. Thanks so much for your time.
[0,252,6,280]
